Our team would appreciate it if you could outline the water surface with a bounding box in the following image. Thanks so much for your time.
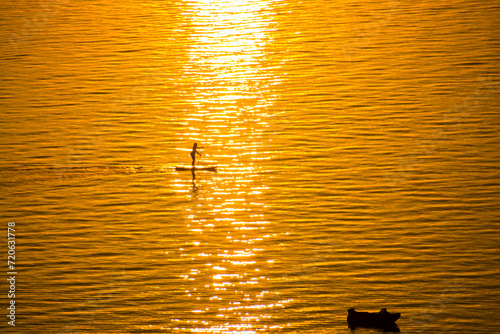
[1,0,500,333]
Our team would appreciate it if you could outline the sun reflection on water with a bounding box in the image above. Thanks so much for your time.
[169,0,286,332]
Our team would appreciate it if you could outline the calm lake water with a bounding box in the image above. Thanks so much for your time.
[1,0,500,333]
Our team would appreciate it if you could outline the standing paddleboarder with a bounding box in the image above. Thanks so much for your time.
[190,143,202,167]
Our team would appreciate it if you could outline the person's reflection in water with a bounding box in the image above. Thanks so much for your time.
[191,169,198,192]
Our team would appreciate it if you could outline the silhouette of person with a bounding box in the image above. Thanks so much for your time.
[190,143,201,167]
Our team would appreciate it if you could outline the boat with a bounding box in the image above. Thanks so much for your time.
[347,308,400,329]
[175,165,217,171]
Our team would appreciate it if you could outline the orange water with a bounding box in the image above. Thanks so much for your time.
[1,0,499,333]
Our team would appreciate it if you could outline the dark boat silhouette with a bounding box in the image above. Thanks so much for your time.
[347,308,400,330]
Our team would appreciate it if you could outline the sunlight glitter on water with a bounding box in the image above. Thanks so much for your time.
[169,0,286,332]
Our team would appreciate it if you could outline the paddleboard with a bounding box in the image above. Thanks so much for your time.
[175,166,217,171]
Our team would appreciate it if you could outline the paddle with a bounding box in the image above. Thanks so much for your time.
[196,144,204,167]
[197,152,202,167]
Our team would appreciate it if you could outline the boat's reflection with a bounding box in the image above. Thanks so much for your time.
[349,323,401,333]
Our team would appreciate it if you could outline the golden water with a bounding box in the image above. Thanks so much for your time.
[1,0,499,333]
